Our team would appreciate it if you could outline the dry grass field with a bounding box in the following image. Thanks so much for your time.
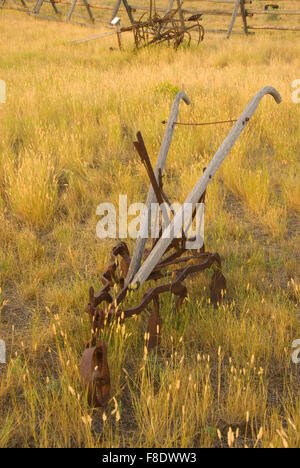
[0,6,300,448]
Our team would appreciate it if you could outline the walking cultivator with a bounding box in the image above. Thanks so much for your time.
[80,87,282,408]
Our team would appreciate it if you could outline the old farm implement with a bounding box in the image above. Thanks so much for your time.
[80,86,281,407]
[122,8,204,49]
[70,3,205,48]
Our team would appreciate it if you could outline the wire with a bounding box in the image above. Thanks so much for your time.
[161,118,238,126]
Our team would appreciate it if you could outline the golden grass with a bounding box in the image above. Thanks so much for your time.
[0,9,300,448]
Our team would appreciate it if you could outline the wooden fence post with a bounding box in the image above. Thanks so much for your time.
[67,0,77,21]
[49,0,59,14]
[165,0,174,14]
[226,0,249,38]
[240,0,249,34]
[110,0,121,23]
[177,0,185,29]
[82,0,94,22]
[33,0,59,15]
[122,0,135,25]
[112,16,122,49]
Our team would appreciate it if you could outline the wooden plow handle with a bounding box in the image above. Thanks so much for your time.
[129,86,282,289]
[124,90,190,286]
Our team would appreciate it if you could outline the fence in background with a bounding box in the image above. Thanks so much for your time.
[1,0,300,37]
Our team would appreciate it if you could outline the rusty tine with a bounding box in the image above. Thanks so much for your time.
[134,131,164,206]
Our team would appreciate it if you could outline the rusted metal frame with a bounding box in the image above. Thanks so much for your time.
[89,238,199,313]
[128,6,203,49]
[49,0,59,13]
[103,252,222,322]
[88,169,207,318]
[88,248,218,332]
[87,240,211,334]
[97,242,130,290]
[85,248,224,385]
[87,242,131,320]
[142,21,204,49]
[153,249,188,269]
[154,252,212,270]
[115,20,122,49]
[152,234,201,267]
[128,15,172,44]
[122,0,135,24]
[89,258,212,342]
[193,22,205,45]
[143,26,181,47]
[148,235,210,274]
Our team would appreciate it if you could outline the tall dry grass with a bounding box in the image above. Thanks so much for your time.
[0,8,299,448]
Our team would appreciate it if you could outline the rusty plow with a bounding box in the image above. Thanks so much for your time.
[80,86,282,407]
